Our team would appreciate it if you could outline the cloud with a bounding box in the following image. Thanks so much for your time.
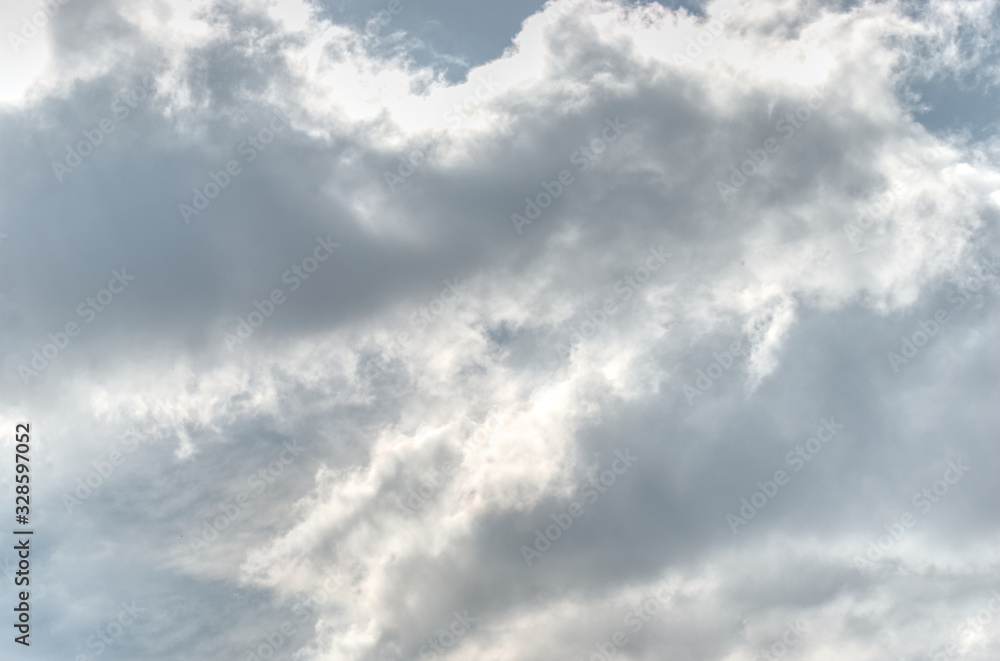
[2,0,1000,659]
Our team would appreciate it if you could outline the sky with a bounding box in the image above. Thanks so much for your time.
[1,0,999,660]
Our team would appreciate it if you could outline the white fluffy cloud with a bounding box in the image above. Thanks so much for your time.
[2,0,1000,659]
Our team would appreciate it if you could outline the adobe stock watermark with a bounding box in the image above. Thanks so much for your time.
[289,569,345,620]
[395,408,504,516]
[671,6,739,65]
[179,108,291,224]
[510,117,629,234]
[545,0,586,25]
[240,608,312,661]
[8,0,72,53]
[225,236,340,351]
[62,425,157,514]
[52,71,157,183]
[852,457,971,571]
[682,339,745,405]
[384,136,435,193]
[418,611,478,660]
[187,440,304,554]
[747,619,808,661]
[442,75,502,129]
[579,580,675,661]
[18,268,136,384]
[842,148,943,253]
[886,259,997,373]
[579,582,799,661]
[469,406,505,448]
[727,416,845,534]
[928,589,1000,659]
[394,461,460,517]
[555,246,671,357]
[360,278,465,380]
[520,449,638,566]
[384,76,502,193]
[716,87,827,200]
[363,0,404,39]
[73,600,145,661]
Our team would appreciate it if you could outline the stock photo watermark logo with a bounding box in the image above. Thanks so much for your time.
[577,582,673,661]
[394,461,460,517]
[364,0,404,38]
[521,449,638,566]
[886,260,997,373]
[443,76,502,129]
[187,440,303,554]
[842,148,943,253]
[852,458,971,570]
[468,406,505,448]
[419,611,478,660]
[716,88,827,200]
[240,571,344,659]
[682,339,745,405]
[179,109,291,224]
[241,621,302,661]
[18,268,136,384]
[510,116,629,234]
[747,619,808,661]
[928,589,1000,659]
[52,71,156,183]
[224,236,340,351]
[62,426,156,513]
[384,76,502,193]
[852,458,970,571]
[555,246,671,357]
[7,0,72,53]
[670,6,738,65]
[384,137,435,193]
[394,409,504,516]
[545,0,586,25]
[73,600,145,661]
[361,278,465,379]
[290,569,345,619]
[727,416,844,534]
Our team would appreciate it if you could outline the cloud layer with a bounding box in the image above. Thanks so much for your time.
[2,0,1000,659]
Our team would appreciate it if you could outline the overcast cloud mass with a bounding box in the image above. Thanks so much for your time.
[1,0,1000,659]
